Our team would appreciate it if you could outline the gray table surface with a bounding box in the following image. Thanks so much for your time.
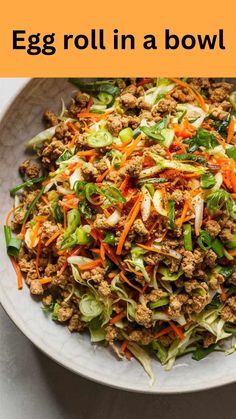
[0,79,235,419]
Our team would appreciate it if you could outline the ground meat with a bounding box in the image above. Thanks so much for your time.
[95,157,109,173]
[80,266,106,283]
[203,332,216,348]
[43,110,59,127]
[221,296,236,323]
[185,294,211,315]
[139,110,153,121]
[171,87,194,103]
[81,162,99,181]
[126,115,141,129]
[219,228,233,243]
[204,249,217,268]
[229,272,236,286]
[93,214,111,230]
[168,293,188,318]
[145,289,168,303]
[18,257,35,273]
[210,106,229,121]
[184,279,209,295]
[22,190,39,206]
[68,314,84,332]
[41,221,59,243]
[54,122,73,141]
[152,98,177,116]
[209,272,224,291]
[181,249,204,278]
[19,160,40,179]
[205,220,221,238]
[30,280,44,295]
[42,294,53,307]
[105,325,118,342]
[44,263,59,277]
[123,156,143,178]
[98,280,111,297]
[57,306,73,322]
[13,207,27,225]
[106,114,127,136]
[135,304,152,328]
[132,219,149,239]
[159,332,176,348]
[119,93,137,109]
[35,202,52,218]
[41,138,66,166]
[144,252,162,266]
[170,189,190,204]
[129,329,154,345]
[74,92,89,108]
[136,97,151,110]
[122,84,137,95]
[209,82,232,104]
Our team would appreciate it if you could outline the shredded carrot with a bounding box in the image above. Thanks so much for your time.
[102,243,122,268]
[120,340,128,354]
[35,234,42,278]
[96,166,113,183]
[10,256,23,290]
[77,149,97,157]
[78,258,102,271]
[77,112,108,120]
[168,321,185,340]
[136,78,154,86]
[229,249,236,256]
[110,311,126,325]
[86,96,93,112]
[137,243,164,254]
[5,204,22,226]
[45,230,61,247]
[125,349,133,361]
[125,262,144,277]
[120,134,142,166]
[57,262,68,276]
[112,138,132,150]
[227,117,235,144]
[68,133,78,149]
[175,201,189,227]
[39,277,52,285]
[41,195,49,205]
[155,326,173,339]
[116,193,143,255]
[169,78,207,111]
[120,176,130,195]
[220,285,227,302]
[100,242,106,267]
[30,221,41,248]
[17,223,27,240]
[120,271,144,293]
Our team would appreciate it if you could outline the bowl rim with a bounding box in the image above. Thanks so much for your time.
[1,77,236,394]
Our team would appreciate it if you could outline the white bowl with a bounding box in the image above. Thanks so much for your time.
[0,78,235,393]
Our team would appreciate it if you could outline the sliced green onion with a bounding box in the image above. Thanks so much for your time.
[183,223,193,251]
[173,154,207,165]
[4,225,22,257]
[200,172,216,189]
[150,297,169,309]
[225,233,236,250]
[211,238,224,257]
[23,187,45,224]
[168,199,176,230]
[103,232,115,246]
[137,178,168,188]
[87,130,113,148]
[10,175,45,195]
[197,230,212,251]
[226,146,236,163]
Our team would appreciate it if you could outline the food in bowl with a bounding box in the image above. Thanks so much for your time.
[4,78,236,383]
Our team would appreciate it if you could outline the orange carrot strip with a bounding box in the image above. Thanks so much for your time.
[227,117,235,144]
[220,285,227,302]
[30,221,41,248]
[155,326,173,339]
[120,271,144,293]
[78,258,102,271]
[96,166,113,183]
[120,340,128,354]
[229,250,236,256]
[10,256,23,290]
[63,207,67,230]
[39,277,52,285]
[41,195,49,205]
[77,112,108,120]
[125,349,133,361]
[5,204,22,226]
[77,149,97,157]
[100,242,106,267]
[121,134,142,166]
[102,243,122,268]
[86,96,93,112]
[175,201,189,227]
[112,138,132,150]
[169,78,207,111]
[168,321,185,340]
[120,176,130,195]
[116,193,143,255]
[45,230,61,247]
[35,234,42,278]
[110,311,126,325]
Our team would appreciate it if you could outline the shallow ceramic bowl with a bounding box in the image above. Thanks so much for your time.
[0,78,236,393]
